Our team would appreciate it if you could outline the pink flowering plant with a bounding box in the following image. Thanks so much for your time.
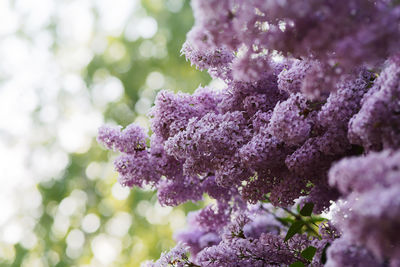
[98,1,400,266]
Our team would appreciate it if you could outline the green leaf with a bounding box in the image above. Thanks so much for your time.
[289,261,305,267]
[285,220,304,242]
[276,216,295,226]
[310,216,326,223]
[301,246,317,261]
[321,243,331,264]
[300,203,314,217]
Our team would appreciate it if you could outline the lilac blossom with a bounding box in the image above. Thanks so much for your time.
[97,0,400,265]
[97,124,147,154]
[329,150,400,264]
[348,56,400,151]
[325,237,384,267]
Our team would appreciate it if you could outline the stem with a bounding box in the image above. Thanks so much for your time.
[263,197,322,239]
[285,209,321,238]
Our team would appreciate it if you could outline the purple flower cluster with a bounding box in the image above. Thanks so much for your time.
[329,150,400,265]
[97,0,400,265]
[185,0,400,96]
[349,56,400,151]
[142,243,192,267]
[173,206,332,267]
[325,237,383,267]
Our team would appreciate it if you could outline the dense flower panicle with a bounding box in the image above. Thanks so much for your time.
[238,129,306,206]
[157,178,204,206]
[251,111,272,132]
[175,228,221,259]
[97,124,148,154]
[242,214,280,239]
[281,68,372,189]
[99,40,377,213]
[148,135,183,179]
[187,0,400,94]
[239,133,289,171]
[165,111,250,176]
[168,204,337,267]
[314,69,372,155]
[193,205,230,232]
[98,0,400,265]
[317,69,373,128]
[189,0,239,50]
[336,186,400,263]
[196,235,296,267]
[181,43,234,71]
[201,175,237,203]
[213,155,253,188]
[149,88,221,140]
[231,52,273,82]
[284,138,330,179]
[181,43,234,80]
[277,59,313,95]
[297,62,337,100]
[218,73,287,115]
[195,213,330,267]
[173,206,231,259]
[114,152,158,187]
[188,0,400,93]
[348,56,400,151]
[192,86,223,112]
[149,90,197,140]
[329,150,400,264]
[268,93,316,146]
[266,174,310,208]
[325,237,384,267]
[329,150,400,195]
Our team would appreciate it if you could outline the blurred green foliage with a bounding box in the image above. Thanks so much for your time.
[3,0,211,266]
[87,0,210,127]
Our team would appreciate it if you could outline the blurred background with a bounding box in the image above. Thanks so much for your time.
[0,0,214,266]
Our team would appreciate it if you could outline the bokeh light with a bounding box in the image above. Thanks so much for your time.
[0,0,211,266]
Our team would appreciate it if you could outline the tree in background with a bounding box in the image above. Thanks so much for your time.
[99,0,400,266]
[1,0,210,266]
